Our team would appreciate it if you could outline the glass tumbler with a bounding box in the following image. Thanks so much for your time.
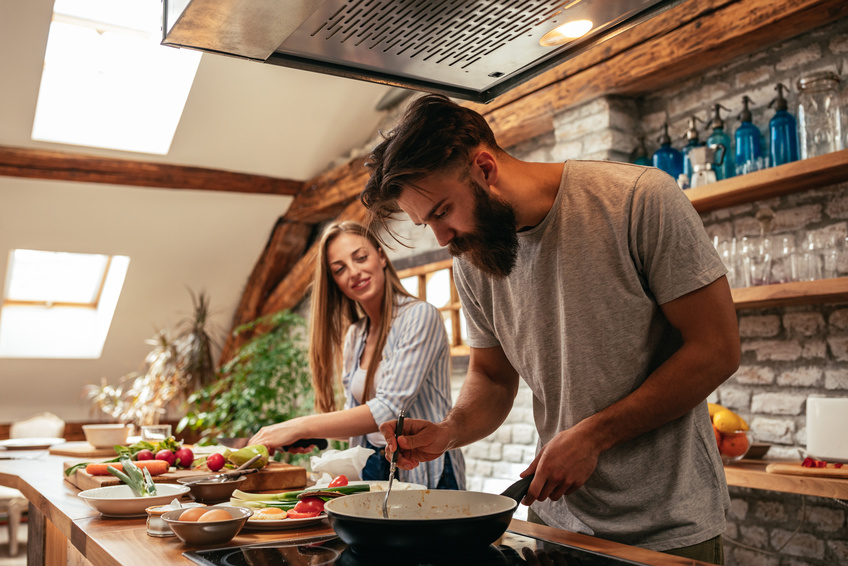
[769,236,795,284]
[745,237,772,286]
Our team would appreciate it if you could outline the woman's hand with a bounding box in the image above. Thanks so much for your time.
[380,417,453,470]
[248,418,312,453]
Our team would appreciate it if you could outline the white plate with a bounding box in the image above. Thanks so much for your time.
[78,484,191,517]
[243,513,328,530]
[0,437,66,450]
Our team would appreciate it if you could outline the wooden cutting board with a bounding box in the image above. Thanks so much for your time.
[766,462,848,479]
[49,442,116,458]
[63,461,308,492]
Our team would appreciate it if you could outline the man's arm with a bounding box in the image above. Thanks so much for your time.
[522,276,740,504]
[386,344,521,470]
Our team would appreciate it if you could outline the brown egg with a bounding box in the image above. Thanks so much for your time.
[197,509,232,522]
[178,507,208,522]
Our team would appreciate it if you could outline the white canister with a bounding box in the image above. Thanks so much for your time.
[806,397,848,462]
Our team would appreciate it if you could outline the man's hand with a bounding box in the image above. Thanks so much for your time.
[380,417,452,470]
[520,422,601,505]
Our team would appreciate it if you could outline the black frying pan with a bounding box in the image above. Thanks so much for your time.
[324,475,533,556]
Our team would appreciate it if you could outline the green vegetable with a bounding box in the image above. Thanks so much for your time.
[228,499,297,510]
[108,455,157,497]
[64,436,184,476]
[230,484,368,502]
[228,445,269,469]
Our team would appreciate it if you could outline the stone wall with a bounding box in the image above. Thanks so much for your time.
[375,16,848,565]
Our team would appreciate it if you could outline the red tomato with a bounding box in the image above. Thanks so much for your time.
[293,496,325,515]
[287,510,321,519]
[328,475,349,487]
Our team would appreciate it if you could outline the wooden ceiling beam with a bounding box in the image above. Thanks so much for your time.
[0,145,302,195]
[283,157,371,224]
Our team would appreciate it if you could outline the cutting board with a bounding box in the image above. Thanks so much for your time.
[63,461,308,492]
[49,442,116,458]
[766,462,848,479]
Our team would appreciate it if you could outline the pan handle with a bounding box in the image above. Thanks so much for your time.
[500,473,534,504]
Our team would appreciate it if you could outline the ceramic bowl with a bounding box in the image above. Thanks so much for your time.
[78,484,191,517]
[176,475,247,504]
[162,506,252,546]
[82,424,130,448]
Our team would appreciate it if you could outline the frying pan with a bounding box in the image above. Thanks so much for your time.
[324,475,533,556]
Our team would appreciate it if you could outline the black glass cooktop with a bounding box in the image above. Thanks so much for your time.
[184,531,649,566]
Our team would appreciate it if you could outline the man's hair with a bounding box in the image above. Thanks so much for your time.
[361,94,502,238]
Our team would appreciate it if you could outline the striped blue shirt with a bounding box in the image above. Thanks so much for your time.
[342,296,466,489]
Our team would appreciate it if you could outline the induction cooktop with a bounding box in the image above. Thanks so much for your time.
[184,531,649,566]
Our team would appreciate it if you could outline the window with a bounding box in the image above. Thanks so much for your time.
[398,259,469,356]
[31,0,201,155]
[0,250,130,358]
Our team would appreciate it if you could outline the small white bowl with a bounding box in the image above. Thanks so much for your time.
[162,506,252,545]
[78,484,190,517]
[82,424,130,448]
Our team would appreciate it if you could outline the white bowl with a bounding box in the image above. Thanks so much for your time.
[82,424,130,448]
[78,484,191,517]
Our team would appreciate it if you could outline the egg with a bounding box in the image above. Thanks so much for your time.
[250,507,287,521]
[197,509,233,522]
[178,507,208,522]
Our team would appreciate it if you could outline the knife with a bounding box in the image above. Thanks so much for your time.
[217,437,328,451]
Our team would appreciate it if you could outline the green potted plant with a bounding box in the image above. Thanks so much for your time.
[177,309,319,463]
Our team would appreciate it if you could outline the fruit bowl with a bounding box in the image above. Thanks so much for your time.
[717,430,752,463]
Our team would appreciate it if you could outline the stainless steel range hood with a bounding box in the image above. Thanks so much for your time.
[162,0,683,104]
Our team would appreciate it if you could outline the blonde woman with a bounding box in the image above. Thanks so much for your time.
[250,220,465,489]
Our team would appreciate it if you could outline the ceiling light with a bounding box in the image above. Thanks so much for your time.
[540,20,595,47]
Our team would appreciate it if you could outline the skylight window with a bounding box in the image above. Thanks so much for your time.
[1,250,130,359]
[31,0,201,155]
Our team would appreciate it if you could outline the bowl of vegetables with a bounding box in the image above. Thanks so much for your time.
[78,484,191,517]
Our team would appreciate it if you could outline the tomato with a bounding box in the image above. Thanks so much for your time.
[287,510,321,519]
[293,496,325,515]
[328,474,349,487]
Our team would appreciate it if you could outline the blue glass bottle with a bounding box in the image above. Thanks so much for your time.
[768,83,799,167]
[706,104,735,181]
[651,123,683,181]
[735,95,765,175]
[681,116,704,183]
[629,135,651,166]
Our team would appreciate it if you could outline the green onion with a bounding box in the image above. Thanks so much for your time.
[108,455,157,497]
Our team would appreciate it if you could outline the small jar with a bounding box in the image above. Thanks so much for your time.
[796,71,845,159]
[146,503,205,537]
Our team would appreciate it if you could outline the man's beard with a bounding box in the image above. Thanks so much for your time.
[448,179,519,278]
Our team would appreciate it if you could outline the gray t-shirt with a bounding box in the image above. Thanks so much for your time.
[454,160,730,551]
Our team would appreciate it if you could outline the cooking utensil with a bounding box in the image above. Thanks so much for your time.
[381,410,404,519]
[326,474,534,555]
[180,454,262,486]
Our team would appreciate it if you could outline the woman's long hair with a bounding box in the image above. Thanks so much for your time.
[308,220,414,413]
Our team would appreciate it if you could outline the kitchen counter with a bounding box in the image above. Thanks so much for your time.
[1,454,709,566]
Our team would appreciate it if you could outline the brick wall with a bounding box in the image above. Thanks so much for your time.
[353,16,848,564]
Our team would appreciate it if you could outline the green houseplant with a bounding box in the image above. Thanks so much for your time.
[177,309,315,452]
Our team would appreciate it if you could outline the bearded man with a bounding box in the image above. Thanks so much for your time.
[360,94,740,565]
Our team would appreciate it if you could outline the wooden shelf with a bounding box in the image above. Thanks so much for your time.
[724,460,848,500]
[732,277,848,309]
[687,149,848,213]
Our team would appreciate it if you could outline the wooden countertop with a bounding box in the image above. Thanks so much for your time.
[0,454,712,566]
[724,459,848,500]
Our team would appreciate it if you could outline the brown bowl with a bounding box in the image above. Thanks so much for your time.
[176,475,248,504]
[162,506,252,546]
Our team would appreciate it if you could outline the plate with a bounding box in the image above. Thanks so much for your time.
[78,484,191,517]
[0,437,66,450]
[243,513,328,530]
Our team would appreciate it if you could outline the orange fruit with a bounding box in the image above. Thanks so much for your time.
[719,432,749,458]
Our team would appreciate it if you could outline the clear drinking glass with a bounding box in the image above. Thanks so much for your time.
[745,237,772,286]
[715,237,741,288]
[769,235,795,284]
[141,424,172,442]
